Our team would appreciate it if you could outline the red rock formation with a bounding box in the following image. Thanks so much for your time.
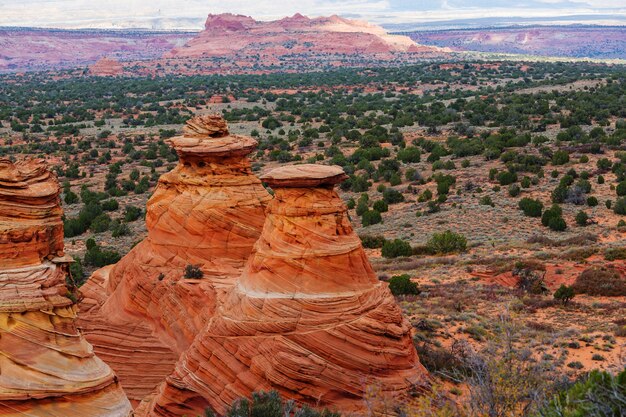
[142,164,428,417]
[165,13,443,59]
[0,158,131,416]
[78,116,271,402]
[89,57,124,76]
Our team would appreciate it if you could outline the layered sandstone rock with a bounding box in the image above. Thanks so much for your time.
[78,116,271,401]
[0,158,131,417]
[89,57,124,76]
[165,13,445,59]
[143,164,428,417]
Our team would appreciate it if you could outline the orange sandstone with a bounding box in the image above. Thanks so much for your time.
[143,164,428,417]
[78,115,271,401]
[0,158,131,417]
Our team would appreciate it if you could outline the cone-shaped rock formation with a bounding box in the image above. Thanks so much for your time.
[143,164,428,417]
[78,115,271,401]
[0,158,131,417]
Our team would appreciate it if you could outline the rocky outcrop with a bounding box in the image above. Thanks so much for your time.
[89,57,124,76]
[0,158,131,417]
[78,116,271,401]
[165,13,444,59]
[142,164,428,417]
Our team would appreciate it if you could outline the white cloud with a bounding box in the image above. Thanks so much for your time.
[0,0,623,28]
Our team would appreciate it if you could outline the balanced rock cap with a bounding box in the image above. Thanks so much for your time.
[261,164,348,188]
[168,115,257,157]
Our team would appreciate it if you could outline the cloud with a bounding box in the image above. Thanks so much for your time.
[0,0,624,29]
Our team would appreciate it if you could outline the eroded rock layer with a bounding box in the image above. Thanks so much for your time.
[78,115,271,401]
[144,164,428,417]
[0,158,131,417]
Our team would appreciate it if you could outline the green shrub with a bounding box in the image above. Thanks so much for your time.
[208,390,340,417]
[519,198,543,217]
[541,204,563,227]
[479,195,495,207]
[614,197,626,215]
[548,216,567,231]
[575,211,588,226]
[497,171,517,186]
[535,369,625,417]
[381,239,412,258]
[508,184,521,197]
[553,284,575,306]
[587,196,598,206]
[64,190,79,204]
[359,234,386,249]
[604,247,626,261]
[382,188,404,204]
[397,146,421,163]
[372,200,388,213]
[184,264,203,279]
[552,150,570,165]
[388,274,420,296]
[426,230,467,254]
[361,210,382,226]
[124,205,143,222]
[101,199,119,211]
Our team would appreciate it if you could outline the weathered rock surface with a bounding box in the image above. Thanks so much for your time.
[78,116,271,402]
[142,164,428,417]
[165,13,443,59]
[0,158,131,417]
[89,57,125,76]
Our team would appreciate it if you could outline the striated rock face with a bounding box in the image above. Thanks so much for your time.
[78,115,271,402]
[165,13,444,59]
[0,158,131,417]
[142,164,428,417]
[89,57,124,76]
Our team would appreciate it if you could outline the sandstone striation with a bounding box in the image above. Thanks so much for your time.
[0,158,131,417]
[143,164,428,417]
[78,115,271,402]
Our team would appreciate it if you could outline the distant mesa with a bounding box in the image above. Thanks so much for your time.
[89,57,124,76]
[0,158,131,416]
[140,163,428,416]
[165,12,444,58]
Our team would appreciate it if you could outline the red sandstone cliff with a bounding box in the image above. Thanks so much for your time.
[165,13,444,59]
[77,115,271,402]
[140,164,428,416]
[89,57,124,76]
[0,158,131,417]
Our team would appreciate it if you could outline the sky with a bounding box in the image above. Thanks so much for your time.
[0,0,625,30]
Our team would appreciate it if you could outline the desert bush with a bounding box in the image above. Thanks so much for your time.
[207,390,340,417]
[381,239,412,258]
[553,284,575,306]
[361,209,382,226]
[514,266,548,294]
[388,274,420,296]
[604,247,626,261]
[613,197,626,215]
[382,188,404,204]
[124,205,143,222]
[575,211,588,226]
[496,170,517,186]
[508,184,521,197]
[359,234,386,249]
[552,150,570,165]
[184,264,203,279]
[573,267,626,296]
[372,200,388,213]
[519,198,544,217]
[535,369,626,417]
[84,242,121,268]
[426,230,467,254]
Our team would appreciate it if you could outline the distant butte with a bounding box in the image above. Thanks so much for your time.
[165,13,445,58]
